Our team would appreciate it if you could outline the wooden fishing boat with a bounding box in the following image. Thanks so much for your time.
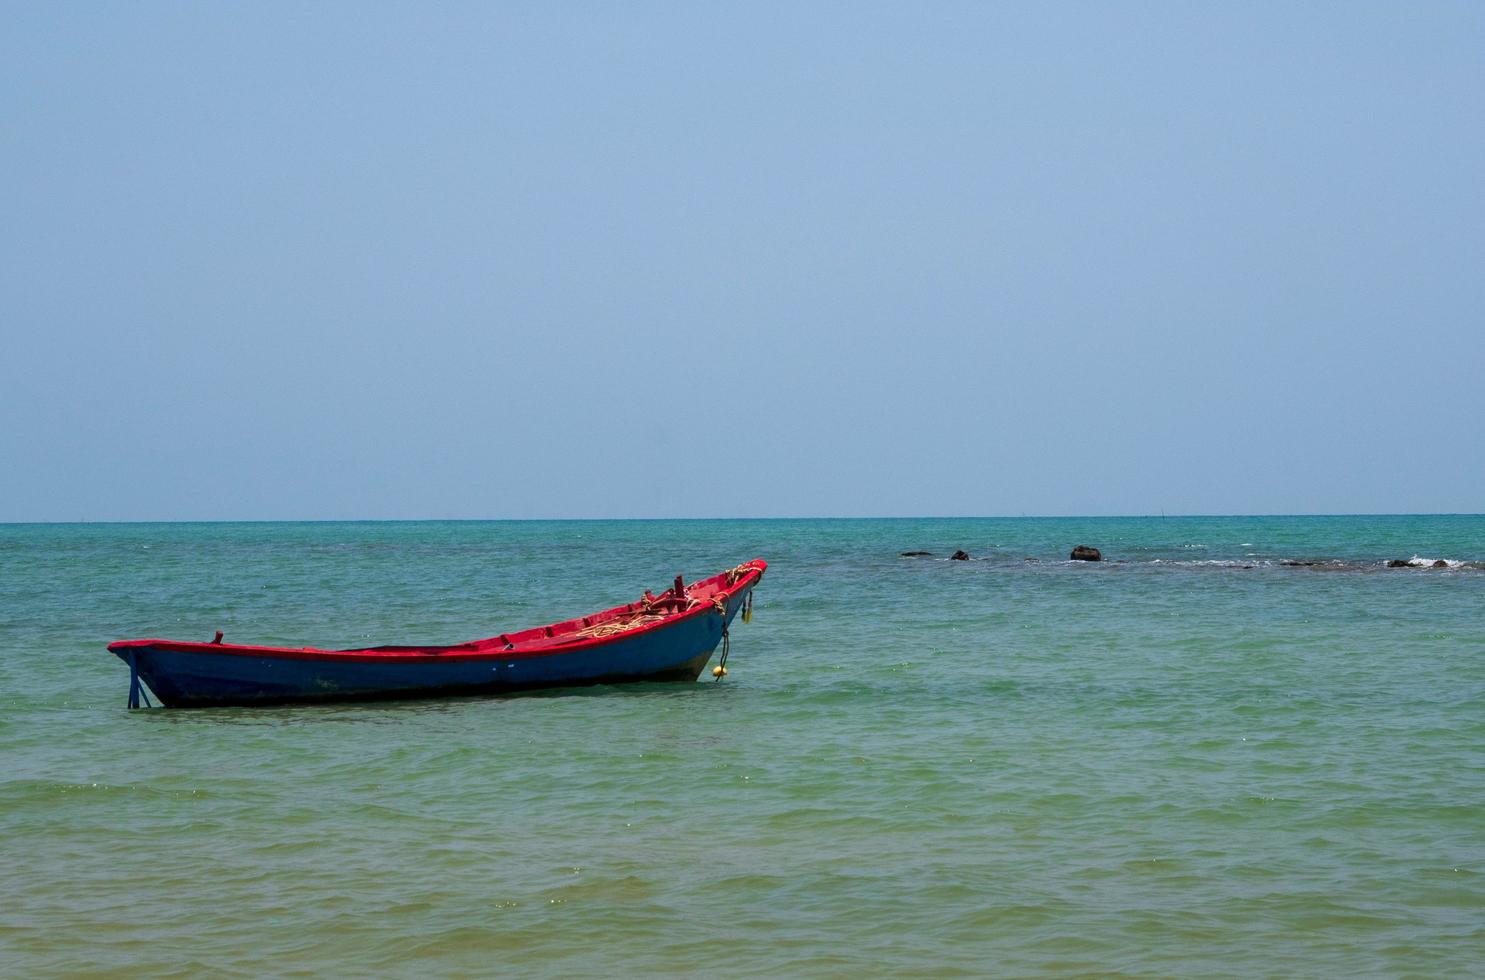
[108,559,766,708]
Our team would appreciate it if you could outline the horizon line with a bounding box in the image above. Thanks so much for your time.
[2,512,1482,526]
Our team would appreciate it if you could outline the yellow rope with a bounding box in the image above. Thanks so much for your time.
[569,613,667,639]
[574,568,754,641]
[724,563,757,586]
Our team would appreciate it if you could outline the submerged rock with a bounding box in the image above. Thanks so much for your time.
[1386,559,1413,568]
[900,551,933,557]
[1433,559,1449,568]
[950,550,970,561]
[1069,545,1102,562]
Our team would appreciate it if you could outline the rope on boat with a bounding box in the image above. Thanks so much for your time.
[686,595,727,615]
[569,612,667,640]
[570,569,755,674]
[713,624,730,681]
[126,652,153,709]
[724,563,758,586]
[710,577,759,680]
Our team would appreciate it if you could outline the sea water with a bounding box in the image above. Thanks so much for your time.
[1,517,1482,976]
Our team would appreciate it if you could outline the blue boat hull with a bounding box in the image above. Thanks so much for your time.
[116,584,754,708]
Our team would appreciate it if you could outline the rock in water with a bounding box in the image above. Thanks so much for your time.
[1070,545,1102,562]
[1433,560,1449,568]
[900,551,933,557]
[1386,559,1412,568]
[950,550,970,561]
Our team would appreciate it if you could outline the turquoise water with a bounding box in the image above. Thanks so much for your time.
[3,517,1483,976]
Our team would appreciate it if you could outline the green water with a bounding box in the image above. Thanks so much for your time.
[3,517,1483,976]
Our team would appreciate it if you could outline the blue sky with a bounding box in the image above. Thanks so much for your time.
[3,2,1481,520]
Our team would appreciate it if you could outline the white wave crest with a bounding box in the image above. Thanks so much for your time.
[1395,555,1465,569]
[1149,558,1271,568]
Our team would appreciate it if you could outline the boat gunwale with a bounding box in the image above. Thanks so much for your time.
[107,560,765,665]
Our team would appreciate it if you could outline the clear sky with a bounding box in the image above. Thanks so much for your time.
[3,2,1481,520]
